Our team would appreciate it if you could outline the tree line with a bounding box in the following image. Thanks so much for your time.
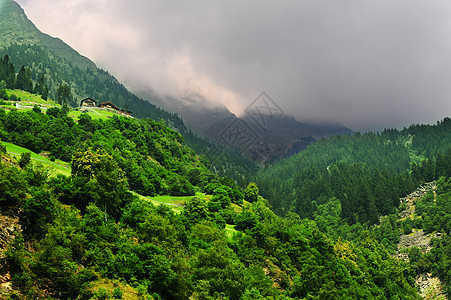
[257,118,451,225]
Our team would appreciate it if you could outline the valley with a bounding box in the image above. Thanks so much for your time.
[0,0,450,298]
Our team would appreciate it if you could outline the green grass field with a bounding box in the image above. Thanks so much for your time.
[152,192,210,205]
[5,89,59,106]
[68,109,116,121]
[132,192,210,214]
[2,141,71,176]
[131,192,184,213]
[0,90,130,123]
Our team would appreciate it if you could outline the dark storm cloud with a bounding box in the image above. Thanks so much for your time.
[17,0,451,130]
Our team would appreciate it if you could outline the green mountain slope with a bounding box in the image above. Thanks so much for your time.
[0,104,216,198]
[1,140,70,176]
[2,93,447,299]
[256,118,451,220]
[0,144,423,299]
[0,0,258,184]
[0,0,179,122]
[0,0,94,68]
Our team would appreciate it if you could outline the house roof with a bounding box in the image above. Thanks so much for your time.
[80,98,97,105]
[98,101,120,110]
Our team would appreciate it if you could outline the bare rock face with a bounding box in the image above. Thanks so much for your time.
[395,182,446,299]
[0,215,21,258]
[0,215,21,295]
[415,274,446,300]
[399,182,437,220]
[398,229,433,252]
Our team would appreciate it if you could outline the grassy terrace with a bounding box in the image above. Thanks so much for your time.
[0,90,119,120]
[131,192,211,214]
[1,141,71,176]
[2,89,58,106]
[68,108,116,121]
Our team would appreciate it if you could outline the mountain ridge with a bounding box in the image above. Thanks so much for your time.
[0,0,94,69]
[0,0,181,124]
[1,0,350,165]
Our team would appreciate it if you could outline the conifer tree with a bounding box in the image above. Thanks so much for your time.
[16,65,33,92]
[56,83,72,105]
[0,55,16,88]
[34,74,49,99]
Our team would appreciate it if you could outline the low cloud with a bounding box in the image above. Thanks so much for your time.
[16,0,451,130]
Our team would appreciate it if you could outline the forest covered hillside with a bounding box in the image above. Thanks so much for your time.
[0,122,427,299]
[0,0,450,298]
[256,119,451,220]
[0,79,448,298]
[0,0,179,122]
[0,4,258,186]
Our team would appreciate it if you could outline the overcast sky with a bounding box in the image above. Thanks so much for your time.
[16,0,451,131]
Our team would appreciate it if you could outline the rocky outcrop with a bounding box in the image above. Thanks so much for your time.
[397,230,442,252]
[0,215,21,296]
[399,182,436,220]
[395,182,446,299]
[415,273,446,300]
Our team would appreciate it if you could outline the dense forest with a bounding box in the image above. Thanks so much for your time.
[0,4,450,296]
[0,105,217,197]
[1,93,450,299]
[256,118,451,223]
[1,142,428,299]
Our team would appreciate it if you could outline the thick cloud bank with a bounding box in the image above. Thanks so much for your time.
[16,0,451,130]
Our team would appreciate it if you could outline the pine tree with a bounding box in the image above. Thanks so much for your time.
[0,55,16,88]
[56,83,72,105]
[16,65,33,92]
[34,74,49,99]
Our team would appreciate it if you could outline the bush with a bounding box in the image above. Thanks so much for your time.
[94,288,110,300]
[244,183,259,203]
[32,105,41,113]
[46,107,64,118]
[19,152,31,168]
[0,142,6,155]
[112,287,123,299]
[0,89,7,100]
[403,222,412,234]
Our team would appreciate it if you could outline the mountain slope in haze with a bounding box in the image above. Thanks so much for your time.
[148,88,352,164]
[204,113,352,164]
[0,0,95,69]
[0,0,259,184]
[0,0,349,166]
[0,0,180,123]
[142,89,238,135]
